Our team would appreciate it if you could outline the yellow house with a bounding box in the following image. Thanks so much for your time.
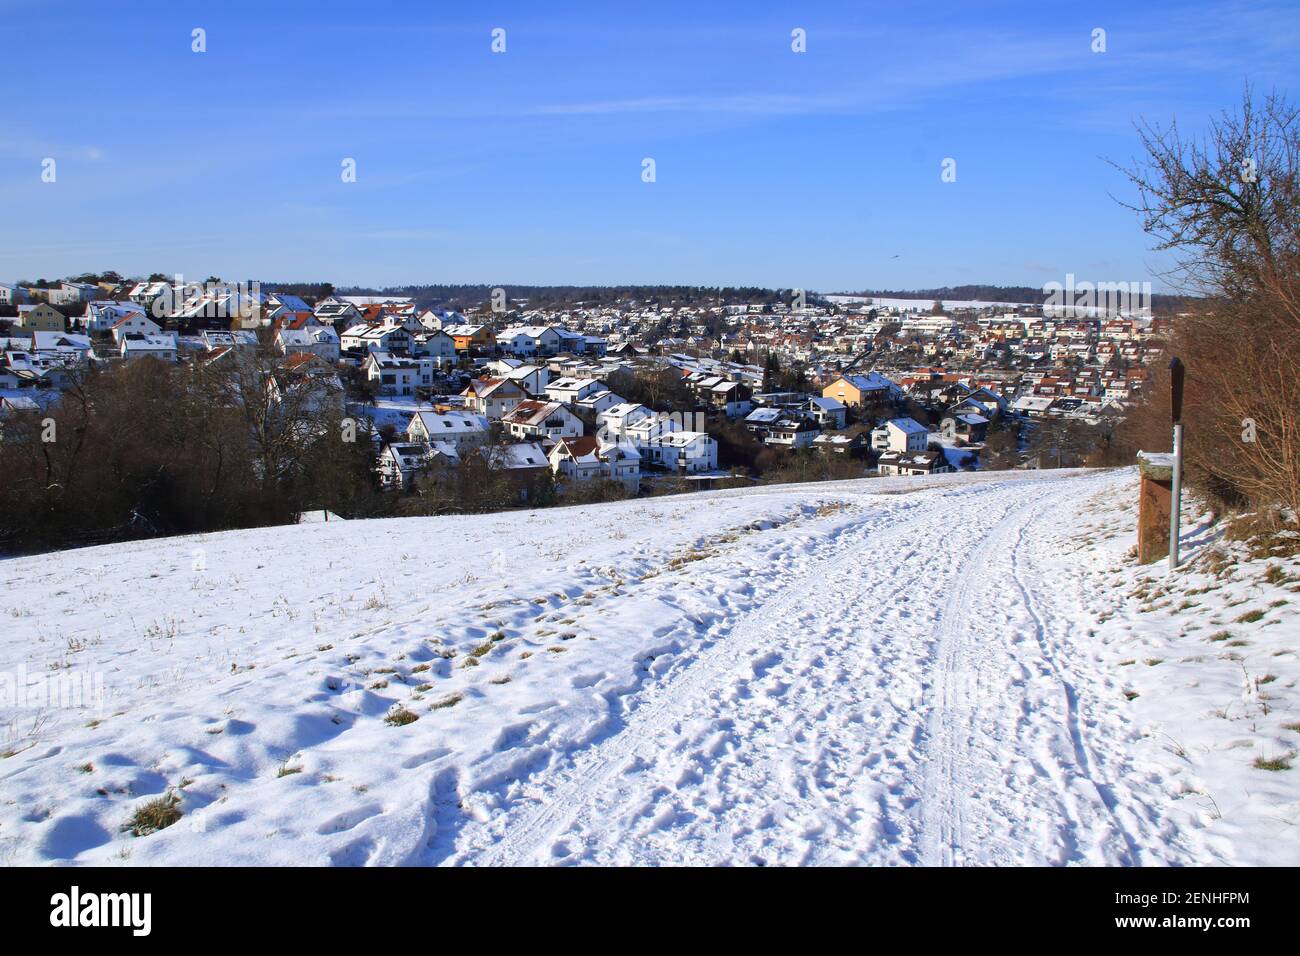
[15,303,66,332]
[822,372,895,408]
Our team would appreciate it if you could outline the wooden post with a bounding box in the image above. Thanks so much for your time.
[1168,357,1186,571]
[1136,451,1174,565]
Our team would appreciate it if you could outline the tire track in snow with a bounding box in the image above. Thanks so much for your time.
[1009,515,1143,865]
[916,493,1031,866]
[467,480,1052,865]
[467,487,993,865]
[916,472,1128,866]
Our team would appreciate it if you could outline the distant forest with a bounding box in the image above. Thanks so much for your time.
[840,285,1199,315]
[321,285,812,311]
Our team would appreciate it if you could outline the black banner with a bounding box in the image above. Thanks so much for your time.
[0,866,1279,942]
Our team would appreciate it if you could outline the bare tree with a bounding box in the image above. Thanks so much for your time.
[1114,89,1300,515]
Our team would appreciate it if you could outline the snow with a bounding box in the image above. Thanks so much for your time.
[1,468,1295,866]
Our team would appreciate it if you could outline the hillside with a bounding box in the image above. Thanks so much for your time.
[1,469,1296,866]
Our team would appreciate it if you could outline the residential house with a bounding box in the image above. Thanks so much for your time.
[340,322,411,355]
[378,441,453,490]
[406,409,491,449]
[743,406,784,439]
[110,313,164,343]
[805,396,847,430]
[813,432,868,457]
[871,417,930,453]
[276,325,341,362]
[462,377,526,419]
[572,387,627,416]
[411,329,456,365]
[365,352,434,396]
[597,402,654,439]
[544,376,606,405]
[876,449,954,477]
[939,412,989,445]
[502,362,549,396]
[15,304,66,332]
[765,416,820,449]
[30,332,92,365]
[501,399,584,442]
[499,325,564,357]
[548,435,605,483]
[706,379,753,417]
[446,324,496,352]
[313,300,363,327]
[267,354,345,417]
[0,283,28,306]
[81,300,146,334]
[120,334,178,362]
[822,371,897,408]
[599,442,641,490]
[548,436,640,489]
[202,329,258,351]
[492,441,552,500]
[650,431,718,474]
[1011,395,1056,417]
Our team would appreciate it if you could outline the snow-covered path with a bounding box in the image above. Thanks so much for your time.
[5,468,1293,867]
[454,473,1175,866]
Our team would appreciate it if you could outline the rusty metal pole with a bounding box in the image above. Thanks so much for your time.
[1168,357,1185,572]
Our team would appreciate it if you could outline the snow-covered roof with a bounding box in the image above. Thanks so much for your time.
[887,417,928,434]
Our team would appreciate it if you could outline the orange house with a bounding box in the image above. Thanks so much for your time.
[450,325,496,351]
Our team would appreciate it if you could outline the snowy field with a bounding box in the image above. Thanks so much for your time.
[1,468,1296,866]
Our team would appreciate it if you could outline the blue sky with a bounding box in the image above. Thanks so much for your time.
[2,0,1298,292]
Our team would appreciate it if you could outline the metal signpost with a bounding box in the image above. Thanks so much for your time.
[1168,357,1185,571]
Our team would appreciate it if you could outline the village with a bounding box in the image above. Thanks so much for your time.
[0,276,1167,522]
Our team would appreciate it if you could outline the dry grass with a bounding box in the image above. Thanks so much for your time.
[124,793,182,836]
[384,706,419,726]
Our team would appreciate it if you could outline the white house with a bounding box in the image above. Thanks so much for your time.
[341,322,411,354]
[500,325,564,357]
[411,329,456,365]
[599,441,641,490]
[82,300,146,333]
[547,436,640,489]
[806,396,847,430]
[314,300,362,326]
[597,402,654,438]
[276,325,341,362]
[765,417,820,449]
[379,442,439,486]
[120,334,178,362]
[650,431,718,473]
[871,417,929,453]
[202,329,258,351]
[462,377,526,419]
[544,376,606,405]
[365,352,434,396]
[31,332,92,364]
[502,363,550,396]
[406,409,490,448]
[548,436,605,483]
[573,387,627,416]
[876,449,954,477]
[501,399,584,442]
[110,313,164,344]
